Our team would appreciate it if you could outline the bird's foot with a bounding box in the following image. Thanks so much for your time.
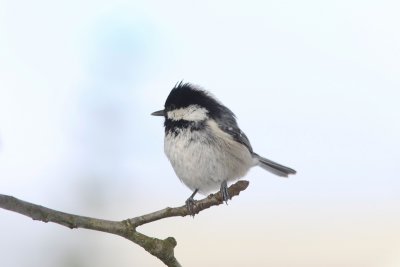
[185,189,199,216]
[220,181,231,204]
[185,197,196,216]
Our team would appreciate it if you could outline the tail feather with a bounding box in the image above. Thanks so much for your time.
[253,153,296,177]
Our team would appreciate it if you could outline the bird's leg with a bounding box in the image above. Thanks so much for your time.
[185,189,199,216]
[220,180,230,204]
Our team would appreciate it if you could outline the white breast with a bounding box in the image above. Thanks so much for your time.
[164,120,254,195]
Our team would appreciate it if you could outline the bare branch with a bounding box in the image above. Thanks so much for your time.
[0,180,249,266]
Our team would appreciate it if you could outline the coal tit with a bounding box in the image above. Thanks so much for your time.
[152,82,296,212]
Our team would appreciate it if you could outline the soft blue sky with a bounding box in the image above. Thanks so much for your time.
[1,1,399,266]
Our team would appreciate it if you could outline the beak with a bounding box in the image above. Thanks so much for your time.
[151,109,165,116]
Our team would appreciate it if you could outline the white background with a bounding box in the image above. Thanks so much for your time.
[1,1,399,266]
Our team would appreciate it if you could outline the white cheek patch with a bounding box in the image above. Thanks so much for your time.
[167,105,208,121]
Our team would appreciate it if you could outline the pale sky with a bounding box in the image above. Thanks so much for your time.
[1,1,399,266]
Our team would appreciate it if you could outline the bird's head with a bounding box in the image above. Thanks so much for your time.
[151,82,225,123]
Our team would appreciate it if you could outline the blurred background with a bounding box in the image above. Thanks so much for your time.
[0,0,399,266]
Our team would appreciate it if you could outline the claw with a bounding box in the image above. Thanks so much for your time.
[185,189,198,216]
[185,197,196,216]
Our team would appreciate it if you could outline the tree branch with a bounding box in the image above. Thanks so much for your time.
[0,180,249,267]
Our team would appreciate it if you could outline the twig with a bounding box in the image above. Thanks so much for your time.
[0,180,249,267]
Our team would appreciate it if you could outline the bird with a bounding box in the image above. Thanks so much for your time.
[152,82,296,213]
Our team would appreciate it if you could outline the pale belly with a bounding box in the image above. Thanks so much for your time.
[164,129,254,195]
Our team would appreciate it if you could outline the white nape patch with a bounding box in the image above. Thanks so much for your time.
[167,105,208,121]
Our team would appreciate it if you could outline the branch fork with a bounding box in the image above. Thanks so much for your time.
[0,180,249,266]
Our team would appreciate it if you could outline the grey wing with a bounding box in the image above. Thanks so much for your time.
[223,125,253,153]
[214,110,253,153]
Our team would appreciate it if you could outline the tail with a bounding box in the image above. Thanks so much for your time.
[253,153,296,177]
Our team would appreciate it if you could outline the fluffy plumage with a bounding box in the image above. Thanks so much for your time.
[152,82,296,203]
